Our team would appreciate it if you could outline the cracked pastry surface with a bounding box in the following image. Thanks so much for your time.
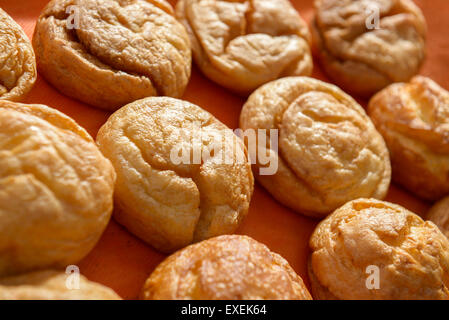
[240,77,391,218]
[96,97,254,253]
[0,100,115,277]
[175,0,312,95]
[312,0,426,97]
[309,198,449,300]
[33,0,191,110]
[428,196,449,240]
[0,8,36,101]
[368,76,449,201]
[0,270,121,300]
[141,235,312,300]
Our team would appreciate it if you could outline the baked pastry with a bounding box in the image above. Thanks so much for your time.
[0,270,121,300]
[96,97,253,253]
[0,100,115,277]
[141,235,312,300]
[312,0,426,97]
[368,76,449,201]
[0,8,36,101]
[427,196,449,239]
[240,77,391,218]
[175,0,312,95]
[33,0,191,110]
[309,198,449,300]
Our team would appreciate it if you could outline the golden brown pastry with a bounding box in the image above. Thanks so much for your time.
[0,8,36,101]
[96,97,253,253]
[0,270,121,300]
[176,0,312,95]
[240,77,391,218]
[141,235,312,300]
[309,198,449,300]
[33,0,191,110]
[368,76,449,201]
[427,196,449,240]
[0,100,115,277]
[312,0,426,97]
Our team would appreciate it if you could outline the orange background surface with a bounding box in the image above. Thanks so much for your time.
[1,0,448,299]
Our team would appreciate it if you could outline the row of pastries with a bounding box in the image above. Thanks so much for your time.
[1,0,449,300]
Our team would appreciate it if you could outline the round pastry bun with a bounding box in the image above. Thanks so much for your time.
[141,235,312,300]
[368,76,449,201]
[312,0,426,97]
[97,97,254,253]
[176,0,312,95]
[240,77,391,218]
[0,270,121,300]
[0,100,115,277]
[33,0,191,110]
[0,8,36,101]
[309,198,449,300]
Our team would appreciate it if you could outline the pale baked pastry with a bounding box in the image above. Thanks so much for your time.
[0,8,36,101]
[176,0,312,95]
[96,97,254,253]
[368,76,449,201]
[33,0,191,110]
[240,77,391,218]
[0,270,121,300]
[309,198,449,300]
[0,100,115,277]
[427,196,449,240]
[141,235,312,300]
[312,0,426,97]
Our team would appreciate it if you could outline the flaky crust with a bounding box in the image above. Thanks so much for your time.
[309,198,449,300]
[0,8,36,101]
[141,235,312,300]
[427,196,449,240]
[0,270,121,300]
[368,76,449,201]
[0,100,115,277]
[33,0,191,110]
[176,0,312,95]
[96,97,254,253]
[313,0,426,97]
[240,77,391,218]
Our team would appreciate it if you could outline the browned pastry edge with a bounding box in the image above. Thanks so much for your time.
[307,258,339,300]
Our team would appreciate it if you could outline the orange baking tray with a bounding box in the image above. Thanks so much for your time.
[1,0,448,300]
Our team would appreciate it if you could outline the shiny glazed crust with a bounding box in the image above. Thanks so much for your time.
[33,0,191,110]
[368,76,449,201]
[141,235,312,300]
[0,270,121,300]
[0,8,36,101]
[97,97,254,253]
[309,198,449,300]
[240,77,391,218]
[312,0,426,97]
[176,0,312,95]
[0,100,116,277]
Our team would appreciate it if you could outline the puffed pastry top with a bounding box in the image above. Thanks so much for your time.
[368,76,449,201]
[309,198,449,300]
[141,235,312,300]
